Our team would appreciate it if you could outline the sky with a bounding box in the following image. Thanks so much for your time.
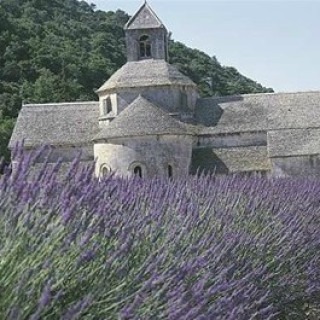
[88,0,320,93]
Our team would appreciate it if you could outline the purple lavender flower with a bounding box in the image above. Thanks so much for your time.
[38,282,52,308]
[2,145,320,319]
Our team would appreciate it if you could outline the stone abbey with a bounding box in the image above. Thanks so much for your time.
[10,2,320,178]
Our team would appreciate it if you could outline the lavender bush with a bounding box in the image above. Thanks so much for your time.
[0,147,320,319]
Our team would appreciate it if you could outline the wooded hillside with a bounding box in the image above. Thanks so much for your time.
[0,0,273,161]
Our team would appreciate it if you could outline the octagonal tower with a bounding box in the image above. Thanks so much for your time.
[96,1,198,129]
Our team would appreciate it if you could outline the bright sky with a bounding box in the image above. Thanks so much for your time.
[89,0,320,93]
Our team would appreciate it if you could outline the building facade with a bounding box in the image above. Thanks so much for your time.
[9,2,320,178]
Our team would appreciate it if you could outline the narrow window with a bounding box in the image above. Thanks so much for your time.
[168,165,173,178]
[101,166,110,177]
[146,42,151,57]
[139,42,146,57]
[134,166,142,178]
[139,35,151,58]
[180,90,188,109]
[103,97,112,115]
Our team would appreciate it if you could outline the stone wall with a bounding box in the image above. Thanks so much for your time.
[270,155,320,177]
[116,85,198,115]
[11,145,94,174]
[194,131,267,149]
[125,29,168,61]
[190,131,269,175]
[94,135,192,178]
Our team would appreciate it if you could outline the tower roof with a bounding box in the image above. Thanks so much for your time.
[93,95,190,141]
[96,59,196,93]
[124,1,166,30]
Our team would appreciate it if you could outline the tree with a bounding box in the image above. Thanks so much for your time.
[0,118,15,162]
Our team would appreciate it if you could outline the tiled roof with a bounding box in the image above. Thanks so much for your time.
[93,95,190,140]
[96,59,196,92]
[196,91,320,135]
[124,2,165,30]
[11,91,320,162]
[9,102,99,148]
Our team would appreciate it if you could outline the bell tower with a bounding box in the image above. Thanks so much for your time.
[124,1,169,62]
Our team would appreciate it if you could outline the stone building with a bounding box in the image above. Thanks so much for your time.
[9,2,320,178]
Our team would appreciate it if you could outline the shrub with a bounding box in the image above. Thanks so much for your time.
[0,147,319,319]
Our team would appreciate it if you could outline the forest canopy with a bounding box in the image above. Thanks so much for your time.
[0,0,273,161]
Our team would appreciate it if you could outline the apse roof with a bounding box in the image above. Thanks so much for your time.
[93,95,190,140]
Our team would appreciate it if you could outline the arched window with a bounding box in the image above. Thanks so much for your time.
[102,167,109,176]
[103,97,112,115]
[129,162,146,178]
[139,35,151,58]
[168,165,173,178]
[134,166,142,178]
[100,165,111,177]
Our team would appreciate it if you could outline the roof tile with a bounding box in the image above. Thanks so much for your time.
[97,60,196,92]
[124,2,165,30]
[93,95,190,140]
[9,102,99,148]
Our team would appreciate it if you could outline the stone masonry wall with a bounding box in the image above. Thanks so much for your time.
[94,135,192,178]
[271,155,320,177]
[116,85,198,114]
[194,131,267,149]
[11,145,94,174]
[125,29,168,61]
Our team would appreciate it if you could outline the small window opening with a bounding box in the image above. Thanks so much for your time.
[103,97,112,115]
[168,165,173,178]
[101,166,110,177]
[139,35,151,58]
[134,166,142,178]
[180,90,188,109]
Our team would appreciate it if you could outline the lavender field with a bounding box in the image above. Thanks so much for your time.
[0,148,320,319]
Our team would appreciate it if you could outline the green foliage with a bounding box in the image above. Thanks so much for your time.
[169,41,273,97]
[0,118,15,162]
[0,0,273,161]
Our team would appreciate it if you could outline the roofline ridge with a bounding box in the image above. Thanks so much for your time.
[199,90,320,101]
[23,101,98,107]
[129,95,174,115]
[93,130,194,142]
[143,1,166,29]
[270,90,320,95]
